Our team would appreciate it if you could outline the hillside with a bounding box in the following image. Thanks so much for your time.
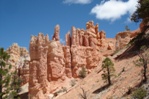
[57,51,149,99]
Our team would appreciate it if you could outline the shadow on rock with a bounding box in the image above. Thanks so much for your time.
[92,84,110,94]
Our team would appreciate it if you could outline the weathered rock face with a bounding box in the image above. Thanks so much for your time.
[47,41,65,81]
[63,46,72,78]
[6,43,30,85]
[29,21,116,99]
[115,21,148,50]
[6,43,29,66]
[29,33,50,99]
[71,46,101,77]
[115,31,132,50]
[65,32,71,46]
[115,29,141,50]
[52,25,60,41]
[66,21,116,77]
[29,21,116,81]
[69,21,115,51]
[19,59,30,85]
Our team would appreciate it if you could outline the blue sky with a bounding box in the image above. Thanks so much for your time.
[0,0,140,49]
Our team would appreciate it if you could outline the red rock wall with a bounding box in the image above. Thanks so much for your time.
[71,46,101,77]
[29,33,50,99]
[29,21,116,99]
[47,41,65,81]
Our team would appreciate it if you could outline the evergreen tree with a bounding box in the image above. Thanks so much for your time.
[101,57,115,85]
[134,46,149,82]
[0,48,20,99]
[131,0,149,22]
[125,25,130,31]
[11,69,21,98]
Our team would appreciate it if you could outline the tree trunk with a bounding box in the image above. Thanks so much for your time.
[143,61,147,82]
[107,66,111,85]
[0,66,2,99]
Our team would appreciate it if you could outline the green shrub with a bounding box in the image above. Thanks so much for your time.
[62,87,67,92]
[79,67,86,78]
[70,80,76,87]
[131,87,147,99]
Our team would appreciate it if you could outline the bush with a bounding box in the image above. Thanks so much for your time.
[70,80,76,87]
[62,87,67,92]
[79,67,86,78]
[131,87,147,99]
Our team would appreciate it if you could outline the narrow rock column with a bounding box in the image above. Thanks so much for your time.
[65,32,71,46]
[52,24,60,41]
[63,46,72,78]
[71,26,77,45]
[29,33,49,99]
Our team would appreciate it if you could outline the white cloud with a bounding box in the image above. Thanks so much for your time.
[63,0,92,4]
[90,0,138,21]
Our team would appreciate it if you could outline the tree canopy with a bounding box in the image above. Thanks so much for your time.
[102,57,115,85]
[131,0,149,22]
[0,48,20,99]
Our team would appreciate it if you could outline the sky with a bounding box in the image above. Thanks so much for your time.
[0,0,140,50]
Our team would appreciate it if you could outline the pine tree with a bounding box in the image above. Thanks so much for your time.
[101,57,115,86]
[134,46,149,82]
[0,48,20,99]
[125,25,130,31]
[131,0,149,22]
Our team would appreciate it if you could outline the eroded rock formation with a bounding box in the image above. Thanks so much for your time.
[115,31,132,50]
[47,41,65,81]
[29,21,116,99]
[19,59,30,85]
[29,33,50,99]
[115,25,142,50]
[6,43,30,85]
[6,43,29,65]
[63,46,72,78]
[71,46,101,77]
[52,24,60,41]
